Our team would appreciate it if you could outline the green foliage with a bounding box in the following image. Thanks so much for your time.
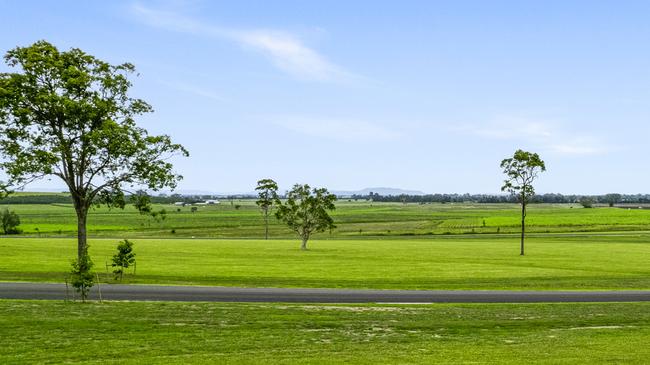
[275,184,337,249]
[111,239,136,280]
[131,191,166,221]
[580,197,594,208]
[0,40,187,194]
[131,191,152,214]
[151,208,167,221]
[255,178,278,239]
[604,193,622,207]
[500,150,546,203]
[256,178,279,210]
[0,192,71,204]
[70,250,94,301]
[0,208,21,234]
[0,182,9,199]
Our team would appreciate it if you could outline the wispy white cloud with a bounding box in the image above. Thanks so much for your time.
[272,116,401,142]
[235,30,352,82]
[130,3,354,82]
[457,116,610,156]
[547,136,605,156]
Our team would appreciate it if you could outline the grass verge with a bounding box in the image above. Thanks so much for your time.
[1,300,649,364]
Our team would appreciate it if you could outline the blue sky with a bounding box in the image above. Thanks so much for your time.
[1,0,649,194]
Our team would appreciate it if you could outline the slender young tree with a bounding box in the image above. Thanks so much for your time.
[255,178,278,240]
[0,41,188,281]
[500,149,546,256]
[112,239,136,281]
[275,184,337,250]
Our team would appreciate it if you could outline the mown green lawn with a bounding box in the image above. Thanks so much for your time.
[1,300,649,364]
[2,235,649,290]
[5,202,650,238]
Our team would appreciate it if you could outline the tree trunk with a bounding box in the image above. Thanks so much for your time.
[264,212,269,240]
[76,206,88,261]
[300,237,308,250]
[520,202,526,256]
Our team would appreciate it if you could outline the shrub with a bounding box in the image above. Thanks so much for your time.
[111,239,136,281]
[1,208,21,234]
[580,197,594,208]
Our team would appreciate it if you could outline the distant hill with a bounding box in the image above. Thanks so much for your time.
[333,187,426,197]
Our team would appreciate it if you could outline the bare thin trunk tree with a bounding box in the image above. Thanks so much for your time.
[520,197,526,256]
[264,208,270,240]
[500,149,546,257]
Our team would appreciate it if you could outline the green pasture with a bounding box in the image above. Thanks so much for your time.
[1,300,649,364]
[2,236,649,290]
[4,201,650,238]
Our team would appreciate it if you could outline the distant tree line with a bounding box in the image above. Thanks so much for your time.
[3,192,645,206]
[350,192,637,205]
[0,194,73,205]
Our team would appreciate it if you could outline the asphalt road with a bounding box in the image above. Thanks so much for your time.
[2,282,650,303]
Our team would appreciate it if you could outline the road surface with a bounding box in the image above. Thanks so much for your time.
[1,282,650,303]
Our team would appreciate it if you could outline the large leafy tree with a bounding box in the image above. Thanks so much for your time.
[255,178,278,240]
[500,149,546,256]
[0,41,188,265]
[275,184,337,250]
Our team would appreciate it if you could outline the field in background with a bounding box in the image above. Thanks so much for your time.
[3,199,650,290]
[1,300,649,364]
[2,236,650,290]
[4,200,650,238]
